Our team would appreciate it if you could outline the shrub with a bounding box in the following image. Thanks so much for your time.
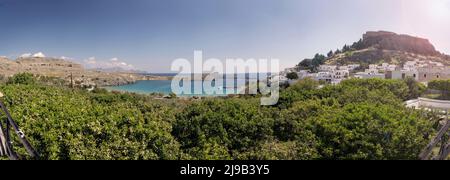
[286,72,299,80]
[7,73,36,85]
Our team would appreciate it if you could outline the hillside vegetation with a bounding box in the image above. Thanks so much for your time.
[0,74,440,160]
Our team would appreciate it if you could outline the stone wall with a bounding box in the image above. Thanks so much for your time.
[418,67,450,82]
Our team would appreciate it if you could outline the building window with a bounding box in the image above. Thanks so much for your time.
[413,74,416,78]
[424,74,427,78]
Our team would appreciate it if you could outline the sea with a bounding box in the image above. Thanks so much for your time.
[105,73,271,96]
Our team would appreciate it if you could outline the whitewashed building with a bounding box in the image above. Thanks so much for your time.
[386,69,419,80]
[354,72,386,79]
[318,65,337,72]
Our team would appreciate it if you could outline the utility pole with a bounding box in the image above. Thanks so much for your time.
[70,72,74,89]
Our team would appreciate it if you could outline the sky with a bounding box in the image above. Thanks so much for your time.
[1,0,450,73]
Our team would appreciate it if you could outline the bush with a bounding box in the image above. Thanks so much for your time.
[91,87,108,94]
[428,80,450,92]
[403,77,426,99]
[0,84,182,160]
[0,77,438,160]
[7,73,36,85]
[286,72,299,80]
[173,98,275,159]
[169,92,177,99]
[309,102,433,160]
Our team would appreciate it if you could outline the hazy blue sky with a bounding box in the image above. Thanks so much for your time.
[1,0,450,72]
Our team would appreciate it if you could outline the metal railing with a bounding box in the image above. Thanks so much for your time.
[419,111,450,160]
[0,100,38,160]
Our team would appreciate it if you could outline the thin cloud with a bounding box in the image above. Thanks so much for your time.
[83,57,136,70]
[60,56,73,60]
[19,53,32,58]
[19,52,46,58]
[33,52,46,58]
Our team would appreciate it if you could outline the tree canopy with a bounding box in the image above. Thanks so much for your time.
[0,76,438,160]
[297,53,327,73]
[286,72,299,80]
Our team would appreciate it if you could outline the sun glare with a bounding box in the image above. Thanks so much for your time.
[429,0,450,19]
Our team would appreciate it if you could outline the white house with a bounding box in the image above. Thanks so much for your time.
[319,65,337,72]
[315,72,333,82]
[404,61,418,71]
[314,69,349,84]
[347,64,361,71]
[386,69,419,80]
[379,63,397,71]
[354,70,385,79]
[332,70,349,79]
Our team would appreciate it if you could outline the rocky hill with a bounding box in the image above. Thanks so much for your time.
[325,31,450,67]
[361,31,438,55]
[0,56,144,87]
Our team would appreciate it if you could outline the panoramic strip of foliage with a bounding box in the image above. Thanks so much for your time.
[0,73,439,160]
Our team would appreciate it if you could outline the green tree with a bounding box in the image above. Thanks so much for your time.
[309,102,433,160]
[297,54,327,73]
[298,59,312,70]
[173,99,275,159]
[237,139,320,160]
[0,75,438,160]
[278,78,320,109]
[403,77,426,99]
[428,79,450,91]
[327,50,334,58]
[351,38,364,50]
[0,84,183,160]
[339,78,410,100]
[286,72,299,80]
[342,44,350,52]
[7,73,36,85]
[169,92,177,99]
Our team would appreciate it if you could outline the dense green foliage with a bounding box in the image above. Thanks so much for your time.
[425,79,450,100]
[297,38,368,73]
[404,77,427,99]
[428,80,450,92]
[0,76,438,160]
[7,73,36,85]
[298,54,327,72]
[286,72,299,80]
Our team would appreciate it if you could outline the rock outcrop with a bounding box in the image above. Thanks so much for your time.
[362,31,439,56]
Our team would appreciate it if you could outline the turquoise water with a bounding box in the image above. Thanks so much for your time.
[106,80,173,94]
[105,80,246,96]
